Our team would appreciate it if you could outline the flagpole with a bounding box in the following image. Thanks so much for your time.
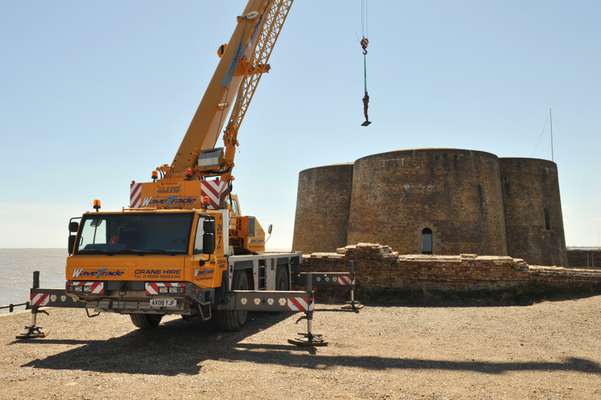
[549,107,554,161]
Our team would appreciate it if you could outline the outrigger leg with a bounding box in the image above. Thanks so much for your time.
[16,271,48,340]
[288,274,328,347]
[16,308,48,339]
[340,260,364,312]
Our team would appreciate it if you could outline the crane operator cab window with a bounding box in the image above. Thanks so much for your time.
[194,216,216,254]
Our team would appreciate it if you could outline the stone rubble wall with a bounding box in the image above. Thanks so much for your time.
[301,243,601,296]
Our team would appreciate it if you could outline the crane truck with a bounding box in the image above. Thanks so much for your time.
[19,0,360,343]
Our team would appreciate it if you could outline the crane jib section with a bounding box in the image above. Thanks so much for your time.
[170,0,294,183]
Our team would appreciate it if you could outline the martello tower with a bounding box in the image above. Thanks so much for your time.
[292,148,567,266]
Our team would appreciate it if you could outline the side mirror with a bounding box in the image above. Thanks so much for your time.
[69,221,79,233]
[268,224,273,235]
[68,235,76,254]
[202,233,215,254]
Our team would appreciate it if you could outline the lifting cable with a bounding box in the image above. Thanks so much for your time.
[360,0,371,126]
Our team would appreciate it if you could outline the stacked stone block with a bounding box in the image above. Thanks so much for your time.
[301,243,601,294]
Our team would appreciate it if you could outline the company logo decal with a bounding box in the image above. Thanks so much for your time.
[72,268,125,278]
[145,196,196,208]
[157,186,181,194]
[134,269,182,279]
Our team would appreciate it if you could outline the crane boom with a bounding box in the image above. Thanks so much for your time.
[170,0,294,179]
[221,0,294,182]
[25,0,359,342]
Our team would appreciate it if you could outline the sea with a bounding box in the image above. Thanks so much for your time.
[0,247,293,313]
[0,249,66,313]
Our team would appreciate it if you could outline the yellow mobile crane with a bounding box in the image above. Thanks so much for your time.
[19,0,363,344]
[62,0,296,332]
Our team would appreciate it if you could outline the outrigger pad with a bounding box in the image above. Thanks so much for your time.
[341,301,365,312]
[361,120,372,127]
[16,326,46,340]
[288,333,328,347]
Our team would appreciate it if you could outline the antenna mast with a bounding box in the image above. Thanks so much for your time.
[549,107,554,161]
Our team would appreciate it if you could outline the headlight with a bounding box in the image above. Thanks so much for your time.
[159,287,168,294]
[168,287,178,294]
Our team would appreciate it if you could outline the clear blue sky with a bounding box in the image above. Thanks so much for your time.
[1,1,600,249]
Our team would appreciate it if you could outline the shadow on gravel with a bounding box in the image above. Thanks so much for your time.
[228,348,601,376]
[18,313,288,375]
[16,312,601,377]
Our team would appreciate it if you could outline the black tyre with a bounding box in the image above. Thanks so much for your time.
[215,270,250,331]
[268,265,291,314]
[130,313,162,329]
[276,265,290,291]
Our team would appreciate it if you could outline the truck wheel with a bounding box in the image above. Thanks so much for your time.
[130,313,162,329]
[276,265,290,291]
[267,266,291,314]
[215,271,250,331]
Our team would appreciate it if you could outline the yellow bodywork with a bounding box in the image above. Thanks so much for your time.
[66,210,227,289]
[133,178,266,254]
[66,208,265,288]
[137,177,213,210]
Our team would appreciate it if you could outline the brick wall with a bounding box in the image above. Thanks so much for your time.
[500,158,567,266]
[346,149,508,257]
[301,243,601,301]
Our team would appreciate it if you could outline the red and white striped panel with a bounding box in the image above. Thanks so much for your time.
[337,275,353,286]
[30,292,50,307]
[70,281,104,294]
[130,181,142,208]
[201,178,228,209]
[286,296,313,312]
[145,282,185,295]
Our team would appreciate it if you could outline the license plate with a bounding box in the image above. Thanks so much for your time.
[149,297,177,308]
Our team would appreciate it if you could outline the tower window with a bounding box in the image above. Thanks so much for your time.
[421,228,433,254]
[544,208,551,230]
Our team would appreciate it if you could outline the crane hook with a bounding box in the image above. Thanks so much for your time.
[360,36,371,127]
[360,37,369,55]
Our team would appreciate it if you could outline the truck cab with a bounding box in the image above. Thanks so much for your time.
[65,208,299,330]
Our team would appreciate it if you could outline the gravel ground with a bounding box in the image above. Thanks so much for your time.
[1,297,601,400]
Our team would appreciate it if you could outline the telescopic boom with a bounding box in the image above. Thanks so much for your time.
[169,0,294,184]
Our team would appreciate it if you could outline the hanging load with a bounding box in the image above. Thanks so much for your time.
[360,0,372,126]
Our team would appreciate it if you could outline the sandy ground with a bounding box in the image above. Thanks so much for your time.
[1,297,601,400]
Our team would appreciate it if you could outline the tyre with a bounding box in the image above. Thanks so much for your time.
[215,270,250,331]
[130,313,162,329]
[268,265,291,314]
[276,265,290,291]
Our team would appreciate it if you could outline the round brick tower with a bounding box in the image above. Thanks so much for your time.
[292,163,354,253]
[346,149,508,255]
[499,158,567,266]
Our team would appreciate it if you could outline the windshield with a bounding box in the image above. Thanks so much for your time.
[76,213,193,255]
